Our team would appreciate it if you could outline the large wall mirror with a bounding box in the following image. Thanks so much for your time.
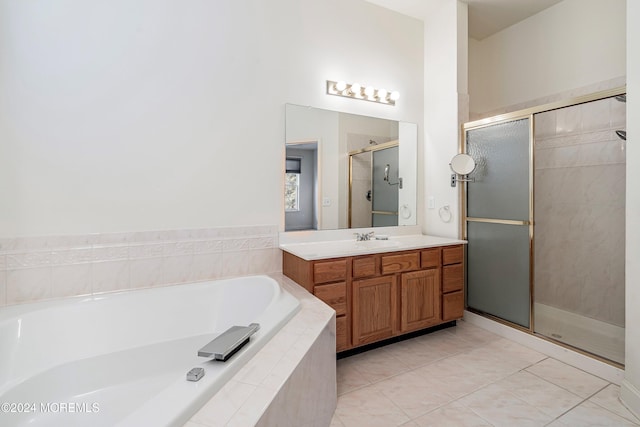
[285,104,417,231]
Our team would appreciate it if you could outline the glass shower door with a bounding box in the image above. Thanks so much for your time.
[372,146,399,227]
[465,118,532,328]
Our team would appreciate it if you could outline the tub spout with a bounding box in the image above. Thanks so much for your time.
[198,323,260,362]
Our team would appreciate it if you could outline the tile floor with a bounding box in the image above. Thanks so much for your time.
[331,321,639,427]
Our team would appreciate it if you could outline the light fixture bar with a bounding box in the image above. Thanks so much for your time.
[326,80,399,106]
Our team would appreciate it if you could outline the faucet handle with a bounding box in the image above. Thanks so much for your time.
[354,231,375,241]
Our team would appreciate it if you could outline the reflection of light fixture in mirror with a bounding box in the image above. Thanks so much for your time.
[450,153,476,187]
[326,80,399,106]
[384,163,403,189]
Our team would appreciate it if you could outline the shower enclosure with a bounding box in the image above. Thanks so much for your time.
[349,142,400,228]
[463,87,626,365]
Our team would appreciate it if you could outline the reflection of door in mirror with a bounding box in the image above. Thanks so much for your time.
[372,146,399,226]
[349,151,372,228]
[349,141,399,228]
[285,142,319,231]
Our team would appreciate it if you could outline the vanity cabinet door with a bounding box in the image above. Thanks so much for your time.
[352,255,379,278]
[442,245,464,265]
[442,291,464,321]
[400,269,441,332]
[313,259,347,284]
[381,252,420,275]
[314,282,347,315]
[442,264,463,293]
[352,275,397,346]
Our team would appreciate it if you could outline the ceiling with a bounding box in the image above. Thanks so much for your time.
[365,0,565,40]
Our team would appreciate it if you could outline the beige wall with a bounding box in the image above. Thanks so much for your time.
[0,0,424,238]
[423,0,469,238]
[469,0,626,117]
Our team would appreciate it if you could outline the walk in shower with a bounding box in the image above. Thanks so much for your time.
[463,87,626,365]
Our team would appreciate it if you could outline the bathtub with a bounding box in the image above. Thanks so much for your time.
[0,275,300,427]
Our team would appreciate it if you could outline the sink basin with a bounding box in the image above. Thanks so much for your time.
[354,240,401,250]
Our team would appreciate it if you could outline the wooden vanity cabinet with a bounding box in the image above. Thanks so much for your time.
[282,244,465,352]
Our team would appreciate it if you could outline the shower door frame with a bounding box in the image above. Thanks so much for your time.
[460,86,626,366]
[462,114,535,332]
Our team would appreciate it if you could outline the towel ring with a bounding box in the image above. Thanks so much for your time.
[439,205,452,223]
[400,204,412,219]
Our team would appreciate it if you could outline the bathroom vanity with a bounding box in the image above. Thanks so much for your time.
[280,235,466,352]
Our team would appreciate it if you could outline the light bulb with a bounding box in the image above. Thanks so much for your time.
[350,83,361,96]
[364,86,375,98]
[334,81,347,92]
[377,88,388,101]
[389,91,400,102]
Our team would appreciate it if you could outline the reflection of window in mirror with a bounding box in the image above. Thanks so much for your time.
[285,158,301,211]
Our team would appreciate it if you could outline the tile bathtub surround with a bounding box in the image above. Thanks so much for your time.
[186,273,337,427]
[332,321,640,427]
[0,225,281,306]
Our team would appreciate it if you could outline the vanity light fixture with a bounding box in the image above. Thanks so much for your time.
[334,80,347,92]
[326,80,399,106]
[364,85,375,99]
[349,82,362,97]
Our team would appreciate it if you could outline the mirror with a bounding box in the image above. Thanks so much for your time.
[450,153,476,175]
[449,153,476,188]
[285,104,417,231]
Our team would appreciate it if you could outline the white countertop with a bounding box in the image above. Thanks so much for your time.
[279,234,466,261]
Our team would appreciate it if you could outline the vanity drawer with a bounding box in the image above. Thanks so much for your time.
[442,245,464,265]
[314,282,347,315]
[442,291,464,321]
[313,259,347,284]
[353,256,379,278]
[336,315,348,352]
[381,252,420,275]
[442,264,463,293]
[421,248,441,269]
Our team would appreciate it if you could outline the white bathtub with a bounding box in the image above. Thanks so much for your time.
[0,275,300,427]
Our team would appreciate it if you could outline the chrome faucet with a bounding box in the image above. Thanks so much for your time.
[355,231,375,241]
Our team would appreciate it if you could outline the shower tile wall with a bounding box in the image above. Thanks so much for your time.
[0,225,281,306]
[534,97,626,327]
